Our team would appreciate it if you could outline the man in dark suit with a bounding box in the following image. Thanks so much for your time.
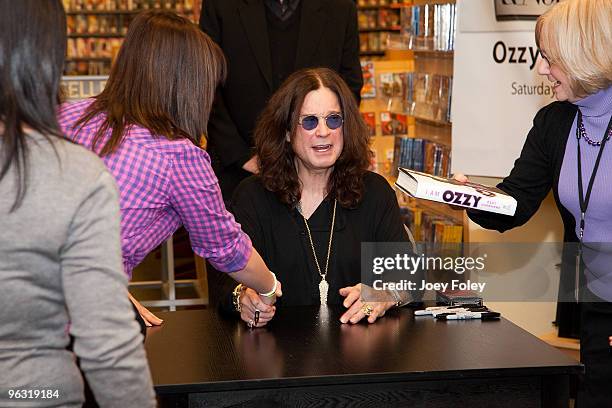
[200,0,363,201]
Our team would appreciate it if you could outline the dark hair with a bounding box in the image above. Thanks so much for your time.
[255,68,371,208]
[74,10,226,155]
[0,0,67,211]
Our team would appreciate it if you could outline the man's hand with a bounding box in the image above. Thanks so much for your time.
[242,155,260,174]
[338,284,395,324]
[128,292,163,327]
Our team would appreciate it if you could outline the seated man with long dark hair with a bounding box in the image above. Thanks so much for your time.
[229,68,413,327]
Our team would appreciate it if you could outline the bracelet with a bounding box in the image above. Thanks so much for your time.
[232,284,245,312]
[258,271,278,298]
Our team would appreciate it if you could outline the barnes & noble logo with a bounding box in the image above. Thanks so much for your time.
[494,0,563,21]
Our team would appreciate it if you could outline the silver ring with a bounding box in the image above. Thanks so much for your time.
[247,319,254,329]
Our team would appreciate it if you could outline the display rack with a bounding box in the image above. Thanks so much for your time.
[62,0,201,76]
[360,0,465,244]
[357,0,411,57]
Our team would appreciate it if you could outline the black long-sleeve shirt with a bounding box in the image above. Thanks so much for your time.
[231,172,409,306]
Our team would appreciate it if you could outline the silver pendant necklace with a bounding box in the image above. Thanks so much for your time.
[298,199,337,304]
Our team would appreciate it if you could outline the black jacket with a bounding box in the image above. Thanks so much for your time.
[200,0,363,199]
[468,101,581,337]
[468,101,578,243]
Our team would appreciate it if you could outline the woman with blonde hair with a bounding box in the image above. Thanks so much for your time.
[456,0,611,405]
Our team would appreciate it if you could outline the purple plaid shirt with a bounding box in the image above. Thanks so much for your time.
[58,99,252,278]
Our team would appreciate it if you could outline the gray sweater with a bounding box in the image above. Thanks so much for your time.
[0,132,155,407]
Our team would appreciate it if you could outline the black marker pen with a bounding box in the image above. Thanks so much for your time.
[436,312,501,321]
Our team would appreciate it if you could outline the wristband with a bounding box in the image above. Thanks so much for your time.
[258,271,277,298]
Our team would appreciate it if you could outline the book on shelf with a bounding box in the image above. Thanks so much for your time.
[361,112,377,136]
[380,111,407,136]
[380,72,408,100]
[394,138,450,178]
[360,61,377,99]
[395,168,517,216]
[401,3,456,52]
[359,32,390,53]
[399,204,463,244]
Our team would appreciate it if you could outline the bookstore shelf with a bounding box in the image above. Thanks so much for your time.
[413,116,452,128]
[389,3,411,8]
[358,1,409,56]
[360,0,463,244]
[361,51,387,57]
[66,57,113,62]
[66,10,140,15]
[66,9,194,15]
[68,33,124,38]
[358,5,392,11]
[62,0,200,76]
[398,190,464,225]
[358,2,412,10]
[413,0,456,5]
[360,27,402,33]
[413,50,454,59]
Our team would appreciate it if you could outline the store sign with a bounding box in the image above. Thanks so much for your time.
[451,0,556,177]
[494,0,563,21]
[61,76,108,101]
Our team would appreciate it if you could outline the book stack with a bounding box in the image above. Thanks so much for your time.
[401,3,456,52]
[399,205,463,244]
[358,8,400,31]
[359,32,391,55]
[367,70,452,123]
[357,0,411,56]
[412,73,453,123]
[380,72,412,107]
[421,212,463,244]
[393,137,451,178]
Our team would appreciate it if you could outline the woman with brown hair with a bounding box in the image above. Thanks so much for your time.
[59,10,281,327]
[229,68,412,326]
[1,1,155,406]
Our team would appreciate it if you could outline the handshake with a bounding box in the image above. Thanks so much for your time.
[233,281,400,328]
[232,282,281,329]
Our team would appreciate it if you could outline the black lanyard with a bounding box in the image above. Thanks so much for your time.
[576,110,612,241]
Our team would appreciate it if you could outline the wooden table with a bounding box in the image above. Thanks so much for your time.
[145,306,582,408]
